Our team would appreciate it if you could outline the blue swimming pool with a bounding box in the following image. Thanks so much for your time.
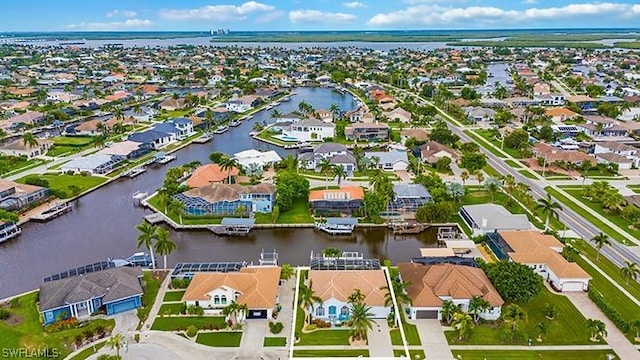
[273,134,299,142]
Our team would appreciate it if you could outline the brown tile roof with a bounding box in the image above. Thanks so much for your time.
[183,183,276,203]
[498,230,591,279]
[186,164,239,187]
[400,129,430,141]
[308,186,364,201]
[533,142,594,165]
[546,108,579,118]
[419,141,459,162]
[398,263,503,307]
[182,266,281,309]
[308,270,388,306]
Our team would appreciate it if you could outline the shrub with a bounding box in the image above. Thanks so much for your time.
[23,176,49,187]
[588,287,629,332]
[0,309,10,320]
[186,325,198,338]
[171,278,191,289]
[134,333,140,343]
[305,324,317,331]
[269,321,284,334]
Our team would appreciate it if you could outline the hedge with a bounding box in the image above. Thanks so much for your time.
[588,286,629,333]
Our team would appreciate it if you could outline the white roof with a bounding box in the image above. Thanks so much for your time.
[233,149,282,168]
[61,154,115,171]
[461,204,531,232]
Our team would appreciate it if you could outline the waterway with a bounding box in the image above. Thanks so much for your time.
[0,87,437,299]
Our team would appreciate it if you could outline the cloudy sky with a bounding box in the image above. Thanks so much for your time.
[2,0,640,31]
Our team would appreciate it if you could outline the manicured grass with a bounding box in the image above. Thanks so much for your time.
[562,188,640,240]
[446,287,594,345]
[158,303,184,316]
[451,350,618,360]
[195,332,242,347]
[292,350,370,357]
[16,174,107,199]
[163,291,186,302]
[0,292,115,359]
[475,129,522,159]
[627,185,640,194]
[546,187,627,244]
[400,310,421,345]
[137,271,164,326]
[263,337,287,346]
[296,329,351,346]
[67,340,107,360]
[504,159,521,168]
[463,130,505,158]
[151,316,226,331]
[518,169,539,179]
[276,198,314,224]
[47,136,95,157]
[482,165,502,178]
[0,156,45,176]
[393,349,425,359]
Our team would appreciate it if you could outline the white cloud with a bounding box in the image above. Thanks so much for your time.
[106,10,137,18]
[159,1,276,21]
[367,2,639,27]
[289,9,357,23]
[343,1,366,8]
[256,10,284,23]
[66,19,154,30]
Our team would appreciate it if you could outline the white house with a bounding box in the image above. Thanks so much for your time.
[286,118,335,142]
[398,262,504,321]
[182,266,281,319]
[489,231,591,292]
[224,100,250,113]
[307,270,391,324]
[0,138,51,159]
[364,150,409,171]
[594,141,639,168]
[47,91,81,103]
[61,154,123,175]
[233,149,282,169]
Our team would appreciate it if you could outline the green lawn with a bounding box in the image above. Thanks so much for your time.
[158,303,184,316]
[627,185,640,194]
[463,130,505,158]
[276,199,314,224]
[16,174,107,199]
[518,169,539,179]
[263,337,287,346]
[163,291,186,302]
[0,292,115,359]
[483,165,502,178]
[390,308,421,346]
[0,156,46,176]
[393,349,425,359]
[451,350,618,360]
[47,136,95,156]
[446,287,594,345]
[67,340,107,360]
[296,329,351,346]
[475,129,523,159]
[195,331,242,347]
[504,159,521,168]
[137,271,164,326]
[151,316,226,331]
[292,350,370,357]
[546,187,628,244]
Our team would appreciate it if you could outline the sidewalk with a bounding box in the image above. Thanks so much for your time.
[141,273,172,331]
[580,254,640,306]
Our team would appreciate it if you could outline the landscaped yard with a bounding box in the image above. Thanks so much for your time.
[0,292,115,359]
[67,340,107,360]
[16,174,107,199]
[292,350,370,357]
[195,332,242,347]
[0,156,46,176]
[446,287,595,345]
[475,129,523,159]
[263,337,287,346]
[451,350,618,360]
[254,198,314,224]
[137,271,165,326]
[163,291,186,302]
[296,329,351,346]
[47,136,94,157]
[151,316,226,331]
[390,308,421,346]
[463,130,505,158]
[158,303,184,316]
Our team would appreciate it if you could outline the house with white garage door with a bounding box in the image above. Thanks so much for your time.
[398,262,504,321]
[487,230,591,292]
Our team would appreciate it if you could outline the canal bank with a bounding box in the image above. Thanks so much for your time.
[0,87,432,300]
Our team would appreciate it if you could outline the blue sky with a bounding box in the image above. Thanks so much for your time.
[2,1,640,31]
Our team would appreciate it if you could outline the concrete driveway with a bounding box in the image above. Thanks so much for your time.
[367,319,394,357]
[415,319,454,360]
[238,319,268,357]
[111,309,140,339]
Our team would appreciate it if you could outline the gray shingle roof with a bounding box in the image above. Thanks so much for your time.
[393,184,431,199]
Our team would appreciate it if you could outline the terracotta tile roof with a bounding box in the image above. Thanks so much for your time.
[546,108,579,118]
[308,270,388,306]
[186,164,239,187]
[498,230,591,280]
[400,129,430,141]
[398,263,504,307]
[182,266,281,309]
[533,142,594,165]
[308,186,364,201]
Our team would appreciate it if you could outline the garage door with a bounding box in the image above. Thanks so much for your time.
[562,281,585,292]
[415,310,439,319]
[109,298,138,315]
[247,309,268,319]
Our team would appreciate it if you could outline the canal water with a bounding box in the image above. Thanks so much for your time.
[0,88,436,299]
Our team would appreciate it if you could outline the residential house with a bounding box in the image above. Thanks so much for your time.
[186,164,240,188]
[534,94,565,106]
[69,118,120,136]
[419,141,458,164]
[158,97,186,111]
[401,129,430,145]
[61,154,123,175]
[316,109,333,123]
[164,118,195,140]
[39,267,143,324]
[47,91,81,103]
[398,262,503,320]
[345,123,389,142]
[297,143,357,174]
[233,149,282,169]
[286,118,335,142]
[460,204,531,236]
[532,142,595,167]
[307,270,391,324]
[487,230,591,292]
[594,141,639,168]
[384,107,412,123]
[175,183,276,216]
[98,141,148,160]
[309,186,364,215]
[364,150,409,171]
[463,107,496,124]
[225,100,250,113]
[578,115,627,138]
[0,138,51,159]
[4,111,45,129]
[128,126,178,149]
[387,184,431,214]
[595,152,633,170]
[0,180,50,212]
[182,266,281,319]
[345,108,365,123]
[545,108,580,123]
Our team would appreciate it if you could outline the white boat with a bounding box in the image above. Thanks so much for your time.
[214,126,229,134]
[193,134,213,143]
[229,120,241,127]
[155,154,177,164]
[0,222,21,244]
[132,191,148,200]
[315,222,354,235]
[124,167,147,178]
[31,202,73,222]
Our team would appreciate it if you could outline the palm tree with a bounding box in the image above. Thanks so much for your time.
[167,199,184,224]
[156,191,170,214]
[235,204,248,218]
[468,296,491,324]
[586,318,607,341]
[22,132,39,149]
[299,280,322,324]
[280,264,295,280]
[451,311,474,341]
[441,300,458,324]
[535,194,563,231]
[91,135,105,149]
[154,227,177,269]
[136,222,158,269]
[381,280,412,307]
[107,333,124,357]
[476,172,485,184]
[347,289,366,305]
[535,321,549,342]
[219,155,239,184]
[590,232,611,261]
[460,170,469,186]
[484,178,501,203]
[347,303,375,342]
[114,106,124,121]
[629,319,640,342]
[620,260,640,286]
[503,304,527,331]
[236,303,249,324]
[270,109,283,121]
[332,165,347,186]
[329,103,340,118]
[319,158,333,189]
[133,103,142,115]
[223,301,242,324]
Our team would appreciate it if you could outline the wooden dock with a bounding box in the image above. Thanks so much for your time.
[144,213,166,224]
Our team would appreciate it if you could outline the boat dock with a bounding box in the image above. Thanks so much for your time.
[31,202,73,222]
[315,217,357,235]
[124,167,147,178]
[132,191,148,205]
[210,217,255,236]
[214,126,229,134]
[390,220,428,235]
[155,153,177,165]
[0,222,21,243]
[144,212,165,224]
[193,133,213,143]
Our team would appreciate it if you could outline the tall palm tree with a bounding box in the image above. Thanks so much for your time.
[91,135,105,149]
[460,171,469,186]
[586,318,607,341]
[299,280,322,324]
[133,103,142,115]
[136,222,158,269]
[114,106,124,121]
[219,155,239,184]
[347,289,366,305]
[468,296,491,324]
[451,311,474,341]
[620,260,640,286]
[22,132,39,148]
[156,191,170,213]
[381,280,413,307]
[154,227,177,269]
[476,172,485,184]
[329,103,340,118]
[107,333,124,358]
[270,109,283,121]
[535,321,549,342]
[223,301,241,324]
[319,158,333,189]
[535,194,563,231]
[484,179,501,203]
[167,199,185,224]
[590,232,611,261]
[332,165,347,186]
[503,304,527,330]
[441,300,458,324]
[347,303,375,342]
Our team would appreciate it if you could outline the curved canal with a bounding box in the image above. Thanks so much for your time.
[0,88,436,299]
